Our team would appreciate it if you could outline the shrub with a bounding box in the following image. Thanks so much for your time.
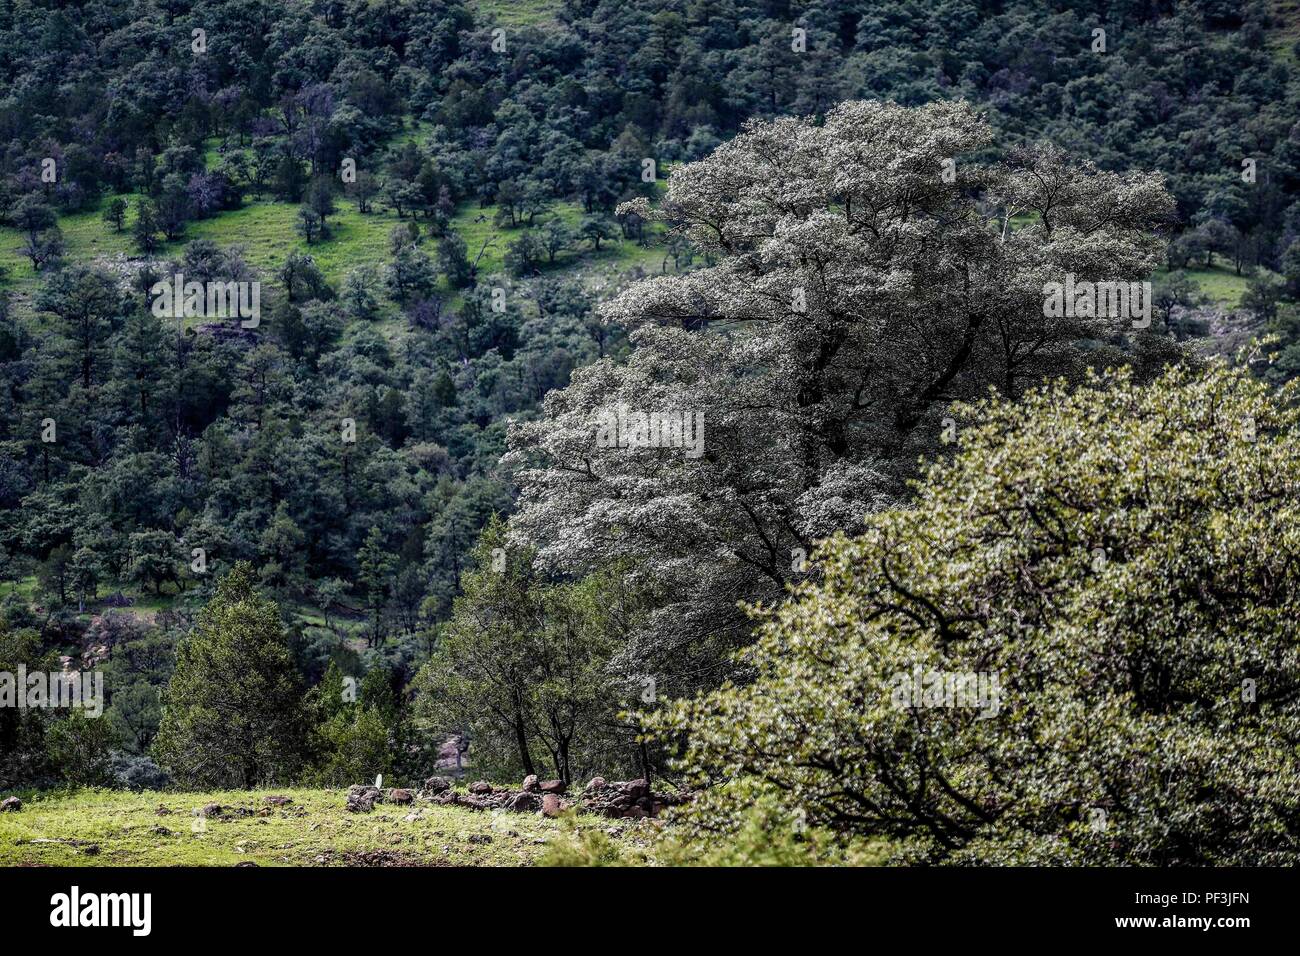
[655,363,1300,865]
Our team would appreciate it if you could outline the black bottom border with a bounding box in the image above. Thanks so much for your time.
[0,865,1284,941]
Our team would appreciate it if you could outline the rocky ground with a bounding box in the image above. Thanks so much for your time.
[345,774,690,821]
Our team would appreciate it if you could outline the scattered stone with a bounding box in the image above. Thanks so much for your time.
[154,806,171,816]
[506,791,541,813]
[349,775,688,821]
[196,803,224,818]
[263,795,293,806]
[0,796,22,813]
[579,778,688,819]
[151,825,172,836]
[81,844,101,856]
[467,833,493,845]
[346,784,383,813]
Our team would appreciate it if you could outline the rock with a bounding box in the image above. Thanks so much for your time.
[541,793,562,818]
[154,806,171,816]
[539,779,566,794]
[197,803,223,818]
[623,806,648,819]
[82,844,101,856]
[345,785,382,813]
[467,833,493,845]
[585,776,607,791]
[506,792,542,813]
[0,796,22,813]
[521,774,539,792]
[424,776,452,793]
[263,795,293,806]
[468,781,493,794]
[387,788,414,804]
[402,811,421,823]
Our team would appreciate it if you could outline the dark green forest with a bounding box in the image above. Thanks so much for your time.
[2,0,1300,866]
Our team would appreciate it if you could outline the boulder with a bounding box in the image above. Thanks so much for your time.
[541,793,563,818]
[521,774,539,792]
[468,780,493,794]
[585,776,607,791]
[423,776,452,794]
[539,779,566,794]
[0,796,21,813]
[387,788,414,805]
[197,803,223,818]
[345,785,382,813]
[506,791,542,813]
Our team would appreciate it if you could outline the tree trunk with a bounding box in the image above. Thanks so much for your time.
[514,707,536,777]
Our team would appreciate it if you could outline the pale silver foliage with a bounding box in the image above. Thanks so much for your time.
[505,100,1175,691]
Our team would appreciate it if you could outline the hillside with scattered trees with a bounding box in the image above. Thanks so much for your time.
[1,0,1299,871]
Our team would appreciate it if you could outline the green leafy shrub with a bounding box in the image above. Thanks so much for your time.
[654,363,1300,865]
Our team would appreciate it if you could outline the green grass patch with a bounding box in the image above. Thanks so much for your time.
[0,786,650,867]
[1154,262,1256,309]
[470,0,563,28]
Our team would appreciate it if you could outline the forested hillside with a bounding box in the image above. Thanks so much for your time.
[2,0,1300,869]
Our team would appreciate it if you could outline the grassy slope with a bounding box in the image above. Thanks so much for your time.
[1154,262,1256,308]
[470,0,563,28]
[0,787,649,867]
[0,196,662,292]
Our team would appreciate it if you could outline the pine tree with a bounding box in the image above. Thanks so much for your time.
[152,562,309,788]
